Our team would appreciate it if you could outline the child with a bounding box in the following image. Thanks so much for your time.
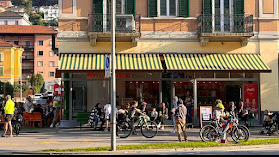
[263,109,273,127]
[150,107,158,122]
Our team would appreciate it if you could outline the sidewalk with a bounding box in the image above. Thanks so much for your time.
[0,126,277,154]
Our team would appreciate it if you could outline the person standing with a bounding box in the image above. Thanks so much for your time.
[50,92,61,128]
[23,96,33,113]
[238,101,249,128]
[185,91,194,128]
[104,103,111,131]
[157,102,168,130]
[171,98,187,142]
[2,95,15,138]
[170,96,178,133]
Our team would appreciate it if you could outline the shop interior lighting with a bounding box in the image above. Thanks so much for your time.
[136,82,138,84]
[130,82,132,84]
[180,82,182,83]
[203,82,205,83]
[157,82,159,83]
[153,82,155,83]
[209,82,211,83]
[142,82,144,83]
[174,82,176,84]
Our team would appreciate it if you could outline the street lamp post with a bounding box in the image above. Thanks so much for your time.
[110,0,116,152]
[20,56,23,101]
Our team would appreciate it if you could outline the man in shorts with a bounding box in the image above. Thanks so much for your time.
[2,95,15,138]
[104,103,111,131]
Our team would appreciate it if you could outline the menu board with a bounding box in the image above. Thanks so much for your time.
[200,106,212,128]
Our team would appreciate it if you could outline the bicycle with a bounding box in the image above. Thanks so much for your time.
[200,110,250,143]
[116,115,158,138]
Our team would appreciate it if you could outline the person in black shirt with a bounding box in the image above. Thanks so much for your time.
[140,102,148,115]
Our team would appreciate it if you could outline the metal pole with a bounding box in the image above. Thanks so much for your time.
[193,79,198,127]
[20,56,22,101]
[111,0,116,151]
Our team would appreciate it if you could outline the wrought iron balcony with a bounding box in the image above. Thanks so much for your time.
[22,55,34,60]
[197,14,254,47]
[88,14,141,33]
[19,45,34,49]
[88,14,141,47]
[22,66,34,70]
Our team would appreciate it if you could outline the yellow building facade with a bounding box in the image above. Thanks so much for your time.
[58,0,279,126]
[0,40,23,85]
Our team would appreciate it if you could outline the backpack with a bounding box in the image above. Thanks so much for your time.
[175,105,182,119]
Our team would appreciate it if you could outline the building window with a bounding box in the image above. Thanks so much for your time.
[38,71,43,75]
[160,0,177,16]
[38,40,44,46]
[49,61,55,67]
[4,20,8,25]
[107,0,125,14]
[14,41,19,45]
[0,53,4,62]
[38,61,43,67]
[49,40,52,46]
[15,21,19,25]
[49,72,55,77]
[25,41,31,46]
[38,51,43,56]
[0,66,3,76]
[49,51,54,56]
[213,0,233,32]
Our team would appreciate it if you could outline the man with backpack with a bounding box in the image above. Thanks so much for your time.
[171,98,187,142]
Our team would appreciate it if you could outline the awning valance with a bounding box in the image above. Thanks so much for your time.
[58,53,163,71]
[163,53,271,72]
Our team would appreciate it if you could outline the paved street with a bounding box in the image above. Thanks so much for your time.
[0,126,278,154]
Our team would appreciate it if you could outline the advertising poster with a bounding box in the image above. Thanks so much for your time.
[244,84,258,114]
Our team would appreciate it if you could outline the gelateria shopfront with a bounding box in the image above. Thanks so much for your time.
[57,53,271,126]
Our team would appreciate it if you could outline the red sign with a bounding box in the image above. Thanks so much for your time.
[53,84,64,96]
[87,72,133,78]
[244,84,258,114]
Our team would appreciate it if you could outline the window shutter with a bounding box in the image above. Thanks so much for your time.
[148,0,157,17]
[234,0,244,15]
[0,54,3,62]
[202,0,212,33]
[179,0,189,17]
[203,0,212,15]
[0,67,3,76]
[93,0,103,14]
[234,0,244,33]
[125,0,135,14]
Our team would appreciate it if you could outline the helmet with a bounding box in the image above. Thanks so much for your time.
[216,103,225,109]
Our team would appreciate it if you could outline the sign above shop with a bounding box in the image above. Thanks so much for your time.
[87,72,132,78]
[105,55,111,78]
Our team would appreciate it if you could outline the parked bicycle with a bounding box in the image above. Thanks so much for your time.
[200,109,250,143]
[116,115,158,138]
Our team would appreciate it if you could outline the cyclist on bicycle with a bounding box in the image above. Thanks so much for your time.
[213,102,231,142]
[128,101,148,135]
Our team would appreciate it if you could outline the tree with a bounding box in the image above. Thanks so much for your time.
[11,0,33,15]
[0,81,14,97]
[29,74,44,94]
[30,13,44,25]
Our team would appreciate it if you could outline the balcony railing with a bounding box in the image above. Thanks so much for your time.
[19,45,34,49]
[22,55,34,60]
[22,66,33,70]
[198,14,253,34]
[88,14,141,33]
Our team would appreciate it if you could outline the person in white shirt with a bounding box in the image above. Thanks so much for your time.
[50,92,61,128]
[104,103,111,131]
[23,96,33,113]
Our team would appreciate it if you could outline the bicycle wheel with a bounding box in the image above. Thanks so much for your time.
[238,125,250,139]
[200,125,219,142]
[116,121,132,138]
[141,121,158,138]
[231,126,249,143]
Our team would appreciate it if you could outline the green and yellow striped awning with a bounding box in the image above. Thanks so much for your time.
[164,54,271,72]
[58,53,163,71]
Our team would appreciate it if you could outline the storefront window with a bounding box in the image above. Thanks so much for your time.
[195,72,214,78]
[215,72,229,78]
[231,73,245,78]
[185,72,194,78]
[125,81,159,109]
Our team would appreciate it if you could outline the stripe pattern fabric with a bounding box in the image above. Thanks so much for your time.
[163,53,271,72]
[59,53,163,71]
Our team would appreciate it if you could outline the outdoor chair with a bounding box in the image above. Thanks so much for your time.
[23,112,30,127]
[32,112,43,128]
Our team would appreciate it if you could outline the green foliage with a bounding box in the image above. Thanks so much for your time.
[0,81,14,97]
[40,138,279,152]
[43,20,58,27]
[11,0,33,15]
[13,83,28,93]
[32,0,58,6]
[29,74,44,94]
[30,13,44,25]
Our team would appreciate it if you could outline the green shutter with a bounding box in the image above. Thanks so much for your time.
[148,0,157,17]
[93,0,103,32]
[93,0,103,14]
[125,0,135,14]
[0,67,3,76]
[234,0,244,33]
[202,0,212,33]
[179,0,189,17]
[203,0,212,15]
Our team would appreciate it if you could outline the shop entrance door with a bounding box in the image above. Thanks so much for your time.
[72,86,87,118]
[162,80,171,115]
